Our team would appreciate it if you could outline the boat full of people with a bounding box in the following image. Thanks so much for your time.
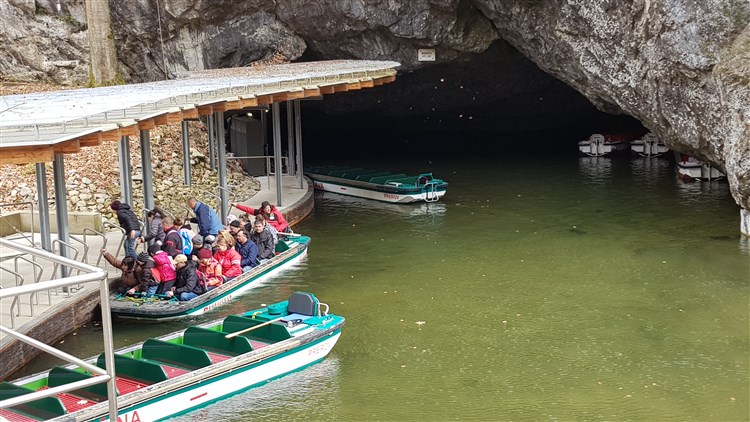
[109,234,311,321]
[305,166,448,203]
[0,292,344,422]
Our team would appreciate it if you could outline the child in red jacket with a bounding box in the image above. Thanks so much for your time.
[149,244,177,294]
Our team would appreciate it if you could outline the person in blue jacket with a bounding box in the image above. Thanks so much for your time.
[187,197,222,244]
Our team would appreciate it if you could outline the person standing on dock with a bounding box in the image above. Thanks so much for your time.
[111,200,140,260]
[187,197,222,245]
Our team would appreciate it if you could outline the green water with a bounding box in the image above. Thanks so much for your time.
[21,155,749,421]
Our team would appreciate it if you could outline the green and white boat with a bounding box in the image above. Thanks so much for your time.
[0,292,343,422]
[305,166,448,203]
[109,235,311,321]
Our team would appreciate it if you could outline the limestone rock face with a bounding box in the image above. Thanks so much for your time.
[0,0,748,208]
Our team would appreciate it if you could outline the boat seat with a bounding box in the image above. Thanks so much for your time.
[0,381,66,420]
[222,315,292,343]
[47,366,112,401]
[141,338,213,371]
[275,240,290,253]
[369,174,407,184]
[96,353,168,385]
[288,291,319,316]
[183,326,253,357]
[0,408,39,422]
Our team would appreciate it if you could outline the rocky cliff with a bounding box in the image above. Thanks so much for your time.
[1,0,748,209]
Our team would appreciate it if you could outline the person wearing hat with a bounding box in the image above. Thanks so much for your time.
[111,200,141,260]
[197,248,223,290]
[130,251,157,295]
[167,254,204,301]
[231,201,290,233]
[190,234,205,262]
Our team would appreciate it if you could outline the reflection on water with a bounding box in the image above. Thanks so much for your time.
[578,156,613,183]
[314,191,447,219]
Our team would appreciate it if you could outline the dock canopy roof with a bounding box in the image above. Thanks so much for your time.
[0,60,399,165]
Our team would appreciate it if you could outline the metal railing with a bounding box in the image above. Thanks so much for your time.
[0,239,119,422]
[226,155,290,190]
[0,201,36,247]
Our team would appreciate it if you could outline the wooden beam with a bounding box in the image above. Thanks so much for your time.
[212,102,228,112]
[319,85,335,95]
[384,75,397,83]
[226,99,243,110]
[79,133,102,147]
[166,111,184,124]
[118,125,139,137]
[256,94,273,105]
[303,87,321,97]
[100,129,121,141]
[271,92,289,102]
[196,105,214,116]
[154,114,169,126]
[0,146,55,165]
[287,89,305,100]
[182,107,199,119]
[360,78,375,88]
[332,83,349,93]
[53,140,81,154]
[138,119,156,130]
[346,81,361,90]
[240,97,258,108]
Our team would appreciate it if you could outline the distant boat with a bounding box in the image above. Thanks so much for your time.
[578,133,636,156]
[631,133,669,157]
[0,292,343,422]
[109,235,311,321]
[674,152,725,181]
[305,166,448,203]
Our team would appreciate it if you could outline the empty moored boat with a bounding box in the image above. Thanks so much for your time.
[0,292,343,422]
[630,132,670,157]
[305,166,448,203]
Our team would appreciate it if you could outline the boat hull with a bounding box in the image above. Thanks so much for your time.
[311,179,447,203]
[97,330,341,422]
[109,237,310,321]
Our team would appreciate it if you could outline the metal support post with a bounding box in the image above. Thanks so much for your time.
[35,163,52,251]
[52,154,70,277]
[216,112,229,223]
[181,120,192,186]
[286,101,295,176]
[140,130,155,212]
[294,100,304,189]
[261,109,268,171]
[208,114,216,170]
[272,102,283,206]
[118,136,133,205]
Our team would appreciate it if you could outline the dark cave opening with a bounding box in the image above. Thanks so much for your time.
[298,40,645,161]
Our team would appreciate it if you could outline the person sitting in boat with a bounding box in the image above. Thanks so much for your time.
[249,216,275,261]
[213,238,242,281]
[228,219,242,238]
[167,254,204,301]
[232,200,290,233]
[197,248,223,290]
[160,216,184,258]
[149,244,177,294]
[190,234,205,262]
[187,197,222,245]
[100,248,140,295]
[130,251,157,295]
[216,229,236,248]
[235,229,259,271]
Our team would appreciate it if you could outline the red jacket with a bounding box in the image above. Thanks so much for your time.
[234,204,289,232]
[214,248,242,278]
[152,251,176,281]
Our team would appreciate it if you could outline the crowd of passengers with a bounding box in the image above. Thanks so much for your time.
[102,197,290,301]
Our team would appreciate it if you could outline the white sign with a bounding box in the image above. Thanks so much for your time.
[418,49,436,62]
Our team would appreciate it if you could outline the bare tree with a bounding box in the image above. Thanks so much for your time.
[85,0,120,85]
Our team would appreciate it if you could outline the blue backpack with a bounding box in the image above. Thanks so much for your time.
[178,229,194,255]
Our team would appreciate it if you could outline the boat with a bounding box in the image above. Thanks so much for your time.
[674,152,725,181]
[630,132,669,157]
[109,235,311,321]
[305,166,448,203]
[0,291,343,422]
[578,133,637,156]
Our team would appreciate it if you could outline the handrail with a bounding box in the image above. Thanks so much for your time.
[52,239,80,293]
[14,255,45,310]
[0,238,118,421]
[0,201,36,247]
[83,227,108,267]
[0,266,23,328]
[104,222,126,258]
